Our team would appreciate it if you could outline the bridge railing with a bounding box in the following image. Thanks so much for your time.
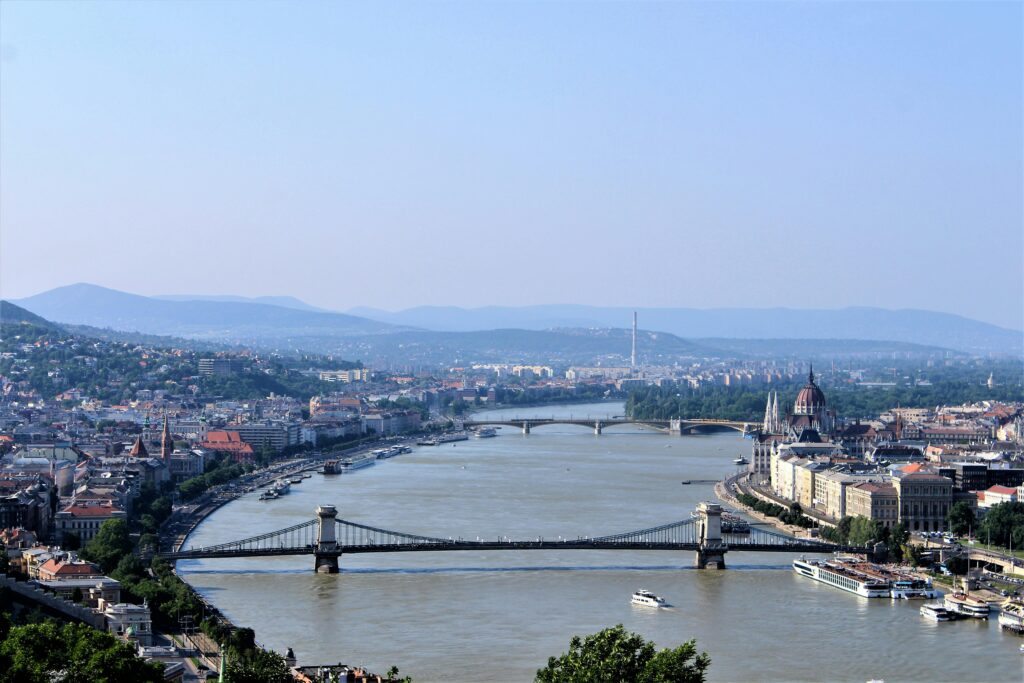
[180,519,319,553]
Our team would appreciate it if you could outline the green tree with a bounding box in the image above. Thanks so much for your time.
[63,531,81,551]
[847,516,884,546]
[81,519,134,573]
[0,621,164,683]
[947,501,975,537]
[223,646,293,683]
[535,625,710,683]
[978,501,1024,548]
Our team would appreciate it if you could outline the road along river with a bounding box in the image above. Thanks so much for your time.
[179,402,1021,682]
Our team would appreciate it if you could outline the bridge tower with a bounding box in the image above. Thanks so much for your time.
[521,421,531,435]
[669,418,682,435]
[594,421,602,435]
[314,505,341,573]
[695,502,727,569]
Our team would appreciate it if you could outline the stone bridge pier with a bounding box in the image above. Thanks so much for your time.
[314,505,341,573]
[695,501,727,569]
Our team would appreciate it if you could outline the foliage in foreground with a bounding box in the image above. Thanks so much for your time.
[0,617,164,683]
[536,624,710,683]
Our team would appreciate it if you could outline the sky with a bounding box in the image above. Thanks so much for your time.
[1,1,1021,329]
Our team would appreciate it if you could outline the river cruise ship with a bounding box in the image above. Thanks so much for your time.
[473,428,497,438]
[943,593,989,619]
[792,558,891,598]
[998,599,1024,634]
[340,456,375,473]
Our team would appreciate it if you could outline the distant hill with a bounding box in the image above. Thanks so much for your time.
[154,293,331,313]
[348,304,1023,355]
[0,300,59,330]
[14,284,404,344]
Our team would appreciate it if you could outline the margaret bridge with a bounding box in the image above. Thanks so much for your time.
[461,417,757,435]
[159,503,868,573]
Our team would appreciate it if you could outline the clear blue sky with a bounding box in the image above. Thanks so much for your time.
[1,1,1021,329]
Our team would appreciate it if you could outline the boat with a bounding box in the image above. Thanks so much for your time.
[792,557,891,598]
[259,490,279,501]
[273,481,290,495]
[289,477,302,484]
[322,459,343,475]
[474,428,497,439]
[437,433,470,444]
[733,456,748,465]
[890,576,942,600]
[920,602,952,621]
[340,457,375,472]
[630,589,666,607]
[416,439,438,446]
[943,593,989,619]
[998,599,1024,634]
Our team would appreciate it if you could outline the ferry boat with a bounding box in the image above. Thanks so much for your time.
[474,428,497,439]
[998,599,1024,634]
[943,593,989,619]
[792,558,891,598]
[890,576,942,600]
[920,602,952,621]
[630,589,666,607]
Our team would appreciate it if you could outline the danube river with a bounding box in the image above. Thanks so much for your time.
[180,403,1021,682]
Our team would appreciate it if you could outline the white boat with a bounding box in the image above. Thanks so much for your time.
[890,577,942,600]
[920,602,951,621]
[943,593,989,619]
[733,456,748,465]
[792,558,891,598]
[998,599,1024,634]
[474,428,497,439]
[274,481,291,495]
[259,490,279,501]
[631,589,666,607]
[341,457,376,472]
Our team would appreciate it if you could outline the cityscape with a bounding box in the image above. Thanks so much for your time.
[1,2,1022,683]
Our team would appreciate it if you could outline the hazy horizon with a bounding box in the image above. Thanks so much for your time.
[2,2,1021,328]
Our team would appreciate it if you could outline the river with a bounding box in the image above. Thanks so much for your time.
[179,402,1022,682]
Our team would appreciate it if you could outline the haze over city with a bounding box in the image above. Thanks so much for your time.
[1,1,1021,329]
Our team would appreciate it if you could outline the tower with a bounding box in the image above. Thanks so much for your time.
[631,311,637,373]
[160,414,172,463]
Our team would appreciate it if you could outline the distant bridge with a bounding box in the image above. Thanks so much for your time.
[160,503,862,572]
[462,417,759,435]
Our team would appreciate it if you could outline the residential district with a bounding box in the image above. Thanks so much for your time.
[2,322,1024,680]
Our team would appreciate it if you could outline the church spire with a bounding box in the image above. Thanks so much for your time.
[808,363,815,385]
[161,413,172,462]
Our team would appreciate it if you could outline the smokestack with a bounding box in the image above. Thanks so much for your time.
[631,311,637,372]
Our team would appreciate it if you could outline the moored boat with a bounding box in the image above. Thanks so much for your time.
[890,576,942,600]
[943,593,990,619]
[322,459,343,475]
[998,599,1024,634]
[920,602,952,621]
[792,557,891,598]
[474,428,497,439]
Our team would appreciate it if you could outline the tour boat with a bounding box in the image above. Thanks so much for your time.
[920,602,952,621]
[943,593,990,619]
[733,456,748,465]
[998,599,1024,634]
[890,577,942,600]
[792,557,891,598]
[474,428,497,438]
[631,589,666,607]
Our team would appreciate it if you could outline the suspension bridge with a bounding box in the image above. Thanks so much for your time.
[159,503,865,572]
[461,417,757,435]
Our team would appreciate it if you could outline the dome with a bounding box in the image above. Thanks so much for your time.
[793,366,826,416]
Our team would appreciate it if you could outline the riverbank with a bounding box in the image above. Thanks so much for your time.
[715,472,816,537]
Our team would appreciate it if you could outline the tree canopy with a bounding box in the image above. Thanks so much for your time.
[536,624,710,683]
[80,519,134,573]
[0,619,164,683]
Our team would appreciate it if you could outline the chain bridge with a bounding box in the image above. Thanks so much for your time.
[159,503,863,572]
[461,417,756,435]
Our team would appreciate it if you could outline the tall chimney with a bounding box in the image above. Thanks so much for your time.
[631,311,637,372]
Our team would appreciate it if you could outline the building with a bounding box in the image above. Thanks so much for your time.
[892,471,953,532]
[978,484,1018,509]
[54,500,127,545]
[846,482,899,528]
[198,358,244,376]
[788,367,835,435]
[100,599,153,646]
[37,557,104,582]
[199,431,255,463]
[318,368,369,383]
[232,422,300,452]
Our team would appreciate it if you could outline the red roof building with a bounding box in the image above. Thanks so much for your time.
[200,431,255,463]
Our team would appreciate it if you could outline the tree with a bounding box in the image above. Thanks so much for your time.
[947,501,975,537]
[535,625,710,683]
[81,519,134,573]
[978,501,1024,548]
[62,531,81,551]
[848,516,884,546]
[223,646,293,683]
[0,621,164,683]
